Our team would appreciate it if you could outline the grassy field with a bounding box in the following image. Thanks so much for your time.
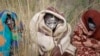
[0,0,100,56]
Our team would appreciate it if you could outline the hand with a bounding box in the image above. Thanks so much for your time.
[50,46,62,56]
[83,38,93,47]
[81,35,87,42]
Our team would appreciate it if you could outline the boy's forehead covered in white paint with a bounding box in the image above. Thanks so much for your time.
[44,13,58,30]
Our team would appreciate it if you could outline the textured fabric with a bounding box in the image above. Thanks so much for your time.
[0,10,22,56]
[72,9,100,56]
[30,7,76,56]
[82,9,100,40]
[0,10,16,56]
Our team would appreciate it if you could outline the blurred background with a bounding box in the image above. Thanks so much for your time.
[0,0,100,56]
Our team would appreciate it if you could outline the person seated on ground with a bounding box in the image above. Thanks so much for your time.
[30,7,76,56]
[72,9,100,56]
[0,10,23,56]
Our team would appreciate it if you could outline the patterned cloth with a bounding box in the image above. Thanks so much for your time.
[0,10,23,56]
[72,9,100,56]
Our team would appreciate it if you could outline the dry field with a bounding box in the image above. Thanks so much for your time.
[0,0,100,56]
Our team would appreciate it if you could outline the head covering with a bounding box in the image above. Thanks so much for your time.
[82,9,100,40]
[0,10,22,56]
[0,10,17,56]
[30,7,76,56]
[38,7,67,39]
[46,7,64,17]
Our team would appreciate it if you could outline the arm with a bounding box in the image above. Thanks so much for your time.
[37,32,55,52]
[83,37,100,49]
[72,24,84,47]
[72,23,100,49]
[30,13,55,52]
[50,24,76,56]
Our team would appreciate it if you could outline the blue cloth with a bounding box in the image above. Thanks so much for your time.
[0,10,17,56]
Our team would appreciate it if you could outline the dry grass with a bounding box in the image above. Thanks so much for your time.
[0,0,100,56]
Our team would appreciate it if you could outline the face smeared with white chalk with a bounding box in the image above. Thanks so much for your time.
[88,17,96,31]
[5,14,15,30]
[44,13,58,30]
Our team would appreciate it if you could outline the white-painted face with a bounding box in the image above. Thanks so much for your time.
[88,18,96,31]
[44,13,58,30]
[88,22,95,30]
[6,14,15,30]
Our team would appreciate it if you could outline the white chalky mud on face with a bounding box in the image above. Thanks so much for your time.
[44,14,58,30]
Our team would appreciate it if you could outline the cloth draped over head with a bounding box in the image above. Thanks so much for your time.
[82,9,100,40]
[72,9,100,56]
[0,10,23,56]
[30,7,76,56]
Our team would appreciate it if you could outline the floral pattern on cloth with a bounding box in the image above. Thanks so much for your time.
[72,20,100,56]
